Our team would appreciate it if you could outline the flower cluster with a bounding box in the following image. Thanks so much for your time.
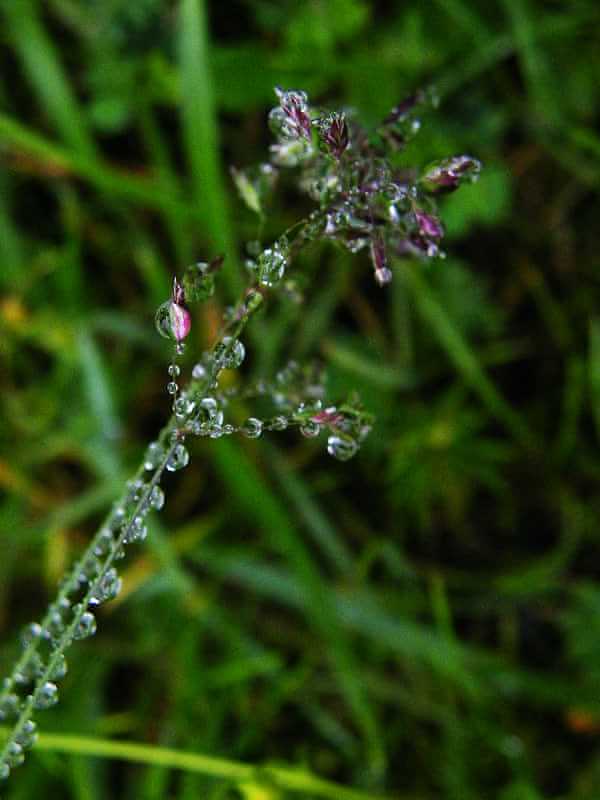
[238,86,481,287]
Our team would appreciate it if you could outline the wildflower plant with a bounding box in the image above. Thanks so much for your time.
[0,86,479,780]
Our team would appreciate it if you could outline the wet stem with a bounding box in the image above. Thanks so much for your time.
[0,437,179,767]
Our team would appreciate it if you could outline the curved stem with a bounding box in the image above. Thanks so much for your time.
[0,437,178,768]
[0,728,396,800]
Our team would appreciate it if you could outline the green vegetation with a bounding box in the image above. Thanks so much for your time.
[1,1,600,798]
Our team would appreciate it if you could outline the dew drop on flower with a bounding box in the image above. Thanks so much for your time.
[258,243,288,287]
[4,742,24,768]
[300,421,321,439]
[33,681,59,710]
[174,395,196,422]
[155,300,191,342]
[217,337,245,369]
[73,611,96,641]
[149,485,165,510]
[48,654,68,682]
[46,610,66,641]
[20,623,44,649]
[18,653,42,683]
[327,434,359,461]
[126,516,148,543]
[0,693,20,721]
[241,418,263,439]
[15,720,37,750]
[192,363,207,380]
[269,415,289,431]
[93,528,114,557]
[144,442,164,471]
[166,443,190,472]
[90,568,122,605]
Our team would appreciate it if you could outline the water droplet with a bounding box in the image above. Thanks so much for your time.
[327,434,359,461]
[244,289,264,314]
[93,528,113,557]
[90,568,122,605]
[196,397,224,427]
[269,415,289,431]
[15,720,37,750]
[167,381,178,395]
[4,742,24,768]
[46,610,66,641]
[258,241,288,287]
[149,485,165,510]
[144,442,164,471]
[241,418,263,439]
[33,681,59,710]
[17,653,43,684]
[155,301,191,342]
[21,623,44,648]
[80,556,102,582]
[125,478,144,506]
[109,506,126,531]
[216,337,245,369]
[73,612,96,641]
[173,395,196,422]
[300,421,321,439]
[48,654,68,681]
[166,444,189,472]
[192,363,207,380]
[0,694,20,721]
[182,261,216,303]
[167,364,180,378]
[126,516,148,543]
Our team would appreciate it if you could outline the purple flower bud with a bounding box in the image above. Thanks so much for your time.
[383,90,426,125]
[155,297,192,342]
[421,155,481,194]
[318,112,349,159]
[273,87,312,142]
[374,267,393,287]
[415,210,443,239]
[370,237,393,286]
[311,407,344,427]
[171,303,191,342]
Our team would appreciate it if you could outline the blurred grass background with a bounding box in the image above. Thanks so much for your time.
[1,0,600,797]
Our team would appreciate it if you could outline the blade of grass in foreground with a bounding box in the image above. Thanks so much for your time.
[0,729,399,800]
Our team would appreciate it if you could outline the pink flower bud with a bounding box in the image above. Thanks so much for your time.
[171,302,191,342]
[415,210,443,239]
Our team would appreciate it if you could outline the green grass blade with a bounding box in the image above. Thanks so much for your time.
[178,0,240,295]
[4,0,97,159]
[0,729,397,800]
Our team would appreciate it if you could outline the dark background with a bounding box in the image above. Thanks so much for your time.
[2,1,600,797]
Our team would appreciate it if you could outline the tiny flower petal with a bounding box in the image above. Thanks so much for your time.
[171,303,191,342]
[415,210,443,239]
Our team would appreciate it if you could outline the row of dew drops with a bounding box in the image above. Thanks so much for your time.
[0,465,169,778]
[0,262,367,779]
